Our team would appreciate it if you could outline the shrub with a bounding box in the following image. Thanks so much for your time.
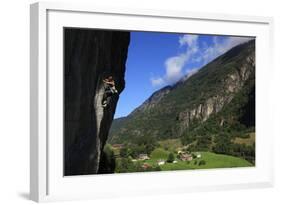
[154,166,162,171]
[98,144,116,174]
[198,160,206,166]
[167,152,175,163]
[120,147,129,158]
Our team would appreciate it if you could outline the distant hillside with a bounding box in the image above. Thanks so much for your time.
[108,40,255,146]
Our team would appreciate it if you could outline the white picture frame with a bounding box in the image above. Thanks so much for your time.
[30,1,274,202]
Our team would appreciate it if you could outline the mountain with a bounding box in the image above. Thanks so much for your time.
[108,40,255,145]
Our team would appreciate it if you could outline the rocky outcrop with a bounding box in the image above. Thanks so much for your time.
[178,95,232,128]
[177,50,255,132]
[64,28,130,175]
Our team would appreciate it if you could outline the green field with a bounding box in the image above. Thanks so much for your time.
[150,148,170,159]
[145,149,253,171]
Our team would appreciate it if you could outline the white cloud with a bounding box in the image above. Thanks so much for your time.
[181,67,200,82]
[151,34,199,87]
[179,35,199,53]
[201,36,252,65]
[225,36,252,49]
[151,34,253,88]
[186,67,200,78]
[164,54,188,84]
[164,36,198,84]
[151,77,165,87]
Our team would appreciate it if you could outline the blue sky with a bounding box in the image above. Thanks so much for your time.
[114,31,253,119]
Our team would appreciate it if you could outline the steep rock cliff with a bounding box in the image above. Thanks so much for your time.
[177,51,255,132]
[64,28,130,175]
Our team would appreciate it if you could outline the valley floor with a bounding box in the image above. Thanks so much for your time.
[110,136,254,174]
[145,151,253,172]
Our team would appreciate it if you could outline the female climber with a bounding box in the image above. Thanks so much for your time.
[102,76,118,108]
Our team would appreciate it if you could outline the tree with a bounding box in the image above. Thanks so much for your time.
[181,132,196,145]
[196,136,212,151]
[167,152,175,163]
[98,144,116,174]
[135,135,158,155]
[154,166,162,171]
[198,160,206,166]
[128,145,138,158]
[115,158,135,173]
[120,147,129,158]
[213,133,232,154]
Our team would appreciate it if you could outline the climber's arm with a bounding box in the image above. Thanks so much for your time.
[106,81,115,86]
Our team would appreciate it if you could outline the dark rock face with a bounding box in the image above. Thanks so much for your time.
[64,28,130,175]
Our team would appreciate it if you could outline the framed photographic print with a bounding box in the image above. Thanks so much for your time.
[30,2,274,202]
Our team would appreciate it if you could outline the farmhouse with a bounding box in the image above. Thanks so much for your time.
[142,163,151,169]
[138,154,150,160]
[157,159,165,166]
[180,153,193,161]
[111,144,124,149]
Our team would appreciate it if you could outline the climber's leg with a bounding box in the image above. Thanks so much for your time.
[102,89,113,107]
